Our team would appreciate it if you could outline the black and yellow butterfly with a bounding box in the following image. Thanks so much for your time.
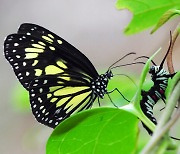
[4,23,135,128]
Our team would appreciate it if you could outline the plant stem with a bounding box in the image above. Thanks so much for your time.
[167,22,180,74]
[156,139,169,154]
[140,81,180,154]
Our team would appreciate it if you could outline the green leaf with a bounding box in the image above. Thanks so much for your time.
[46,108,139,154]
[115,0,180,35]
[151,9,180,33]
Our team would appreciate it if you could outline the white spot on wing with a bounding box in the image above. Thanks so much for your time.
[23,62,26,66]
[49,120,53,123]
[38,98,43,103]
[14,43,19,46]
[39,88,43,93]
[31,93,35,97]
[26,72,30,76]
[43,80,47,84]
[16,55,20,58]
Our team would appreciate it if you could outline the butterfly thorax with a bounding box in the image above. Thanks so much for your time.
[149,66,169,90]
[91,70,113,98]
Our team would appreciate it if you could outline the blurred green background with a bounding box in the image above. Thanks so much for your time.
[0,0,180,154]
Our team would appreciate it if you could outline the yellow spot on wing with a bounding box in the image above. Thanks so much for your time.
[57,40,62,44]
[47,93,52,98]
[25,48,44,53]
[35,69,42,76]
[32,60,38,66]
[42,36,53,43]
[49,86,62,92]
[51,98,58,103]
[32,44,45,49]
[38,41,46,46]
[25,53,38,59]
[57,81,64,84]
[57,73,70,81]
[54,86,89,96]
[56,97,70,107]
[56,61,67,69]
[65,91,91,113]
[49,46,55,51]
[48,34,54,39]
[61,76,70,81]
[74,97,91,113]
[45,65,63,75]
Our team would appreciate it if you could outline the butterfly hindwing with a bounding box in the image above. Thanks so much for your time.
[29,75,94,128]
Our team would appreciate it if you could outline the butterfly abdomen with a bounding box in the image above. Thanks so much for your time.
[140,66,171,135]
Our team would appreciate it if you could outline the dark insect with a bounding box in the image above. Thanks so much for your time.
[4,23,140,128]
[136,35,175,135]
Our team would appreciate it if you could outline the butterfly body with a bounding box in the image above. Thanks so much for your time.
[139,37,174,135]
[4,23,118,128]
[140,66,170,134]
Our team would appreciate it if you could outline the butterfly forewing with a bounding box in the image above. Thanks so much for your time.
[29,75,93,128]
[4,34,66,89]
[18,23,99,78]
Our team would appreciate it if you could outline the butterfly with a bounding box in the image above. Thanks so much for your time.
[4,23,137,128]
[135,32,175,135]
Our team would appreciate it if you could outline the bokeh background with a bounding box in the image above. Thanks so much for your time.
[0,0,180,154]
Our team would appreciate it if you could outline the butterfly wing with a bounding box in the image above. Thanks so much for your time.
[4,23,98,90]
[4,23,99,127]
[30,74,96,128]
[18,23,99,79]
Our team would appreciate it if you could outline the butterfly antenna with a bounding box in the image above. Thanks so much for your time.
[111,61,145,70]
[113,73,137,88]
[108,52,136,70]
[170,136,180,140]
[160,31,172,69]
[134,56,157,66]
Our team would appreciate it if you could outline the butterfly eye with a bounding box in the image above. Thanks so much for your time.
[149,66,155,74]
[106,70,113,79]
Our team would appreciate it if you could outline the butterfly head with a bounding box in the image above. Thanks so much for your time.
[105,69,113,79]
[149,65,160,75]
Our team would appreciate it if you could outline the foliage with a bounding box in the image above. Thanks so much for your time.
[46,108,138,154]
[116,0,180,34]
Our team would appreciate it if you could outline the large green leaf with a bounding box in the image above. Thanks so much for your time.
[115,0,180,34]
[46,108,139,154]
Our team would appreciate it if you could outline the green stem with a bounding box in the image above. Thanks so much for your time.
[156,139,169,154]
[119,103,155,132]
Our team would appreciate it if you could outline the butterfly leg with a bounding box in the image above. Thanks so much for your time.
[107,88,130,102]
[106,93,118,108]
[98,97,101,107]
